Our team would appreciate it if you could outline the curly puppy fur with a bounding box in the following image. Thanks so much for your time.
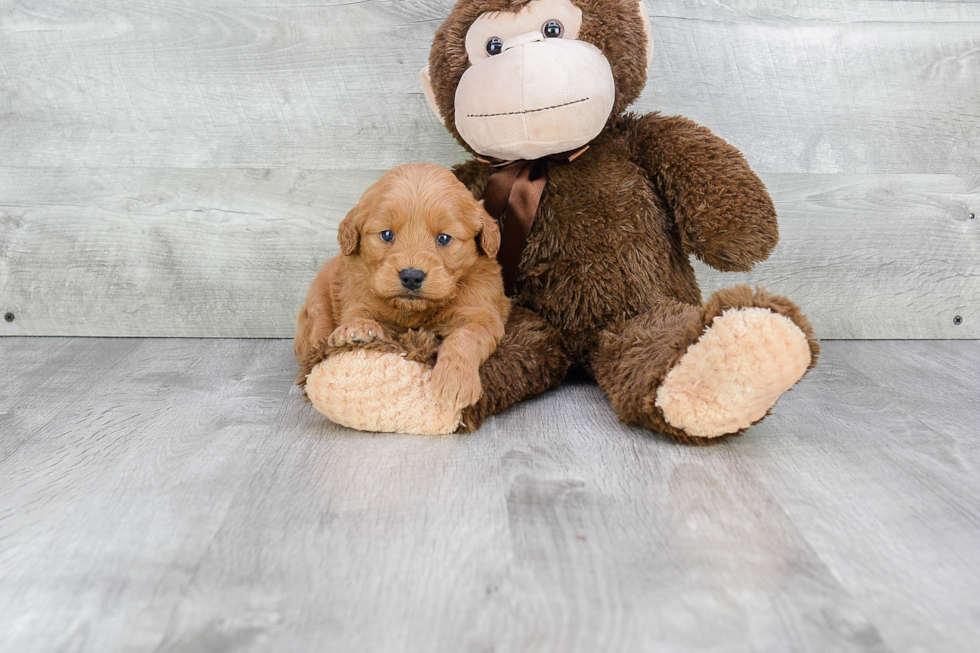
[295,163,510,413]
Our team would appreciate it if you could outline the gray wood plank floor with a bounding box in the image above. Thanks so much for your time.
[1,338,978,652]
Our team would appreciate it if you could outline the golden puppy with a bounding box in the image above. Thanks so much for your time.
[295,163,509,412]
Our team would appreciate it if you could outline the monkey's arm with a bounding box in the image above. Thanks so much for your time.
[627,113,778,272]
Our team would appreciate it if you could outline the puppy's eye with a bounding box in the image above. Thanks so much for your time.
[542,20,564,38]
[436,233,453,247]
[380,230,394,243]
[486,37,503,56]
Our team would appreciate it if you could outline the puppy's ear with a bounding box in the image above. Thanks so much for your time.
[337,206,362,256]
[475,203,501,258]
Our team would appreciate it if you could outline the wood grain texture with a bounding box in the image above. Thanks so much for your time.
[1,0,977,338]
[0,338,296,652]
[739,340,980,653]
[2,168,977,338]
[0,0,977,173]
[1,338,978,651]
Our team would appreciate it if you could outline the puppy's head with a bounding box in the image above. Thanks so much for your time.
[338,163,500,310]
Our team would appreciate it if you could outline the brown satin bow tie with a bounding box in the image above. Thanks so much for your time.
[478,146,589,295]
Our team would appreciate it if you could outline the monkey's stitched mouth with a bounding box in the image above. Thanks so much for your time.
[467,97,590,118]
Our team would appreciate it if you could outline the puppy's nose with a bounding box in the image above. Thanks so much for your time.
[399,268,426,290]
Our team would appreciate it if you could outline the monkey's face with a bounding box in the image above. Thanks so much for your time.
[423,0,654,160]
[455,0,612,160]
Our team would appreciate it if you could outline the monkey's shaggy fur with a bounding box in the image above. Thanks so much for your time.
[443,111,819,442]
[303,0,818,443]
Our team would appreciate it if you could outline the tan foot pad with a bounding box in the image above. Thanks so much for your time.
[655,307,812,438]
[306,350,462,435]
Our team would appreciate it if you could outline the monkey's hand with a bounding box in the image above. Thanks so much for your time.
[629,112,778,272]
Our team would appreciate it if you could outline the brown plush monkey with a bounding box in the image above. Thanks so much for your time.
[299,0,818,444]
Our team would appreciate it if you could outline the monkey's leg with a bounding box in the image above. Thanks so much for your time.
[590,286,819,445]
[458,306,570,432]
[302,306,569,435]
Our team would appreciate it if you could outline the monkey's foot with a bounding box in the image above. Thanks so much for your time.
[654,306,813,439]
[304,333,462,435]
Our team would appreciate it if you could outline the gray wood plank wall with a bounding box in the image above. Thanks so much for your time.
[1,0,978,338]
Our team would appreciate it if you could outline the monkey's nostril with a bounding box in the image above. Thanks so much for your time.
[399,268,426,290]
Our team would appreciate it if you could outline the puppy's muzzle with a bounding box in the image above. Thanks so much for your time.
[399,268,426,291]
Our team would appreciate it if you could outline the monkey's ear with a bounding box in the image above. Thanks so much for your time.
[420,66,447,126]
[338,206,362,256]
[637,0,654,72]
[476,205,501,258]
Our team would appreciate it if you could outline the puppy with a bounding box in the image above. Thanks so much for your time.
[295,163,509,412]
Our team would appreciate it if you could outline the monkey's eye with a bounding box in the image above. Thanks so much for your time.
[542,20,564,38]
[436,233,453,247]
[486,37,503,56]
[380,230,394,243]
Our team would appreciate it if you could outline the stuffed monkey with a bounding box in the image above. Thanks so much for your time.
[297,0,818,444]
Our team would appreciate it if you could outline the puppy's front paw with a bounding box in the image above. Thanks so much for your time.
[327,319,389,347]
[430,358,482,412]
